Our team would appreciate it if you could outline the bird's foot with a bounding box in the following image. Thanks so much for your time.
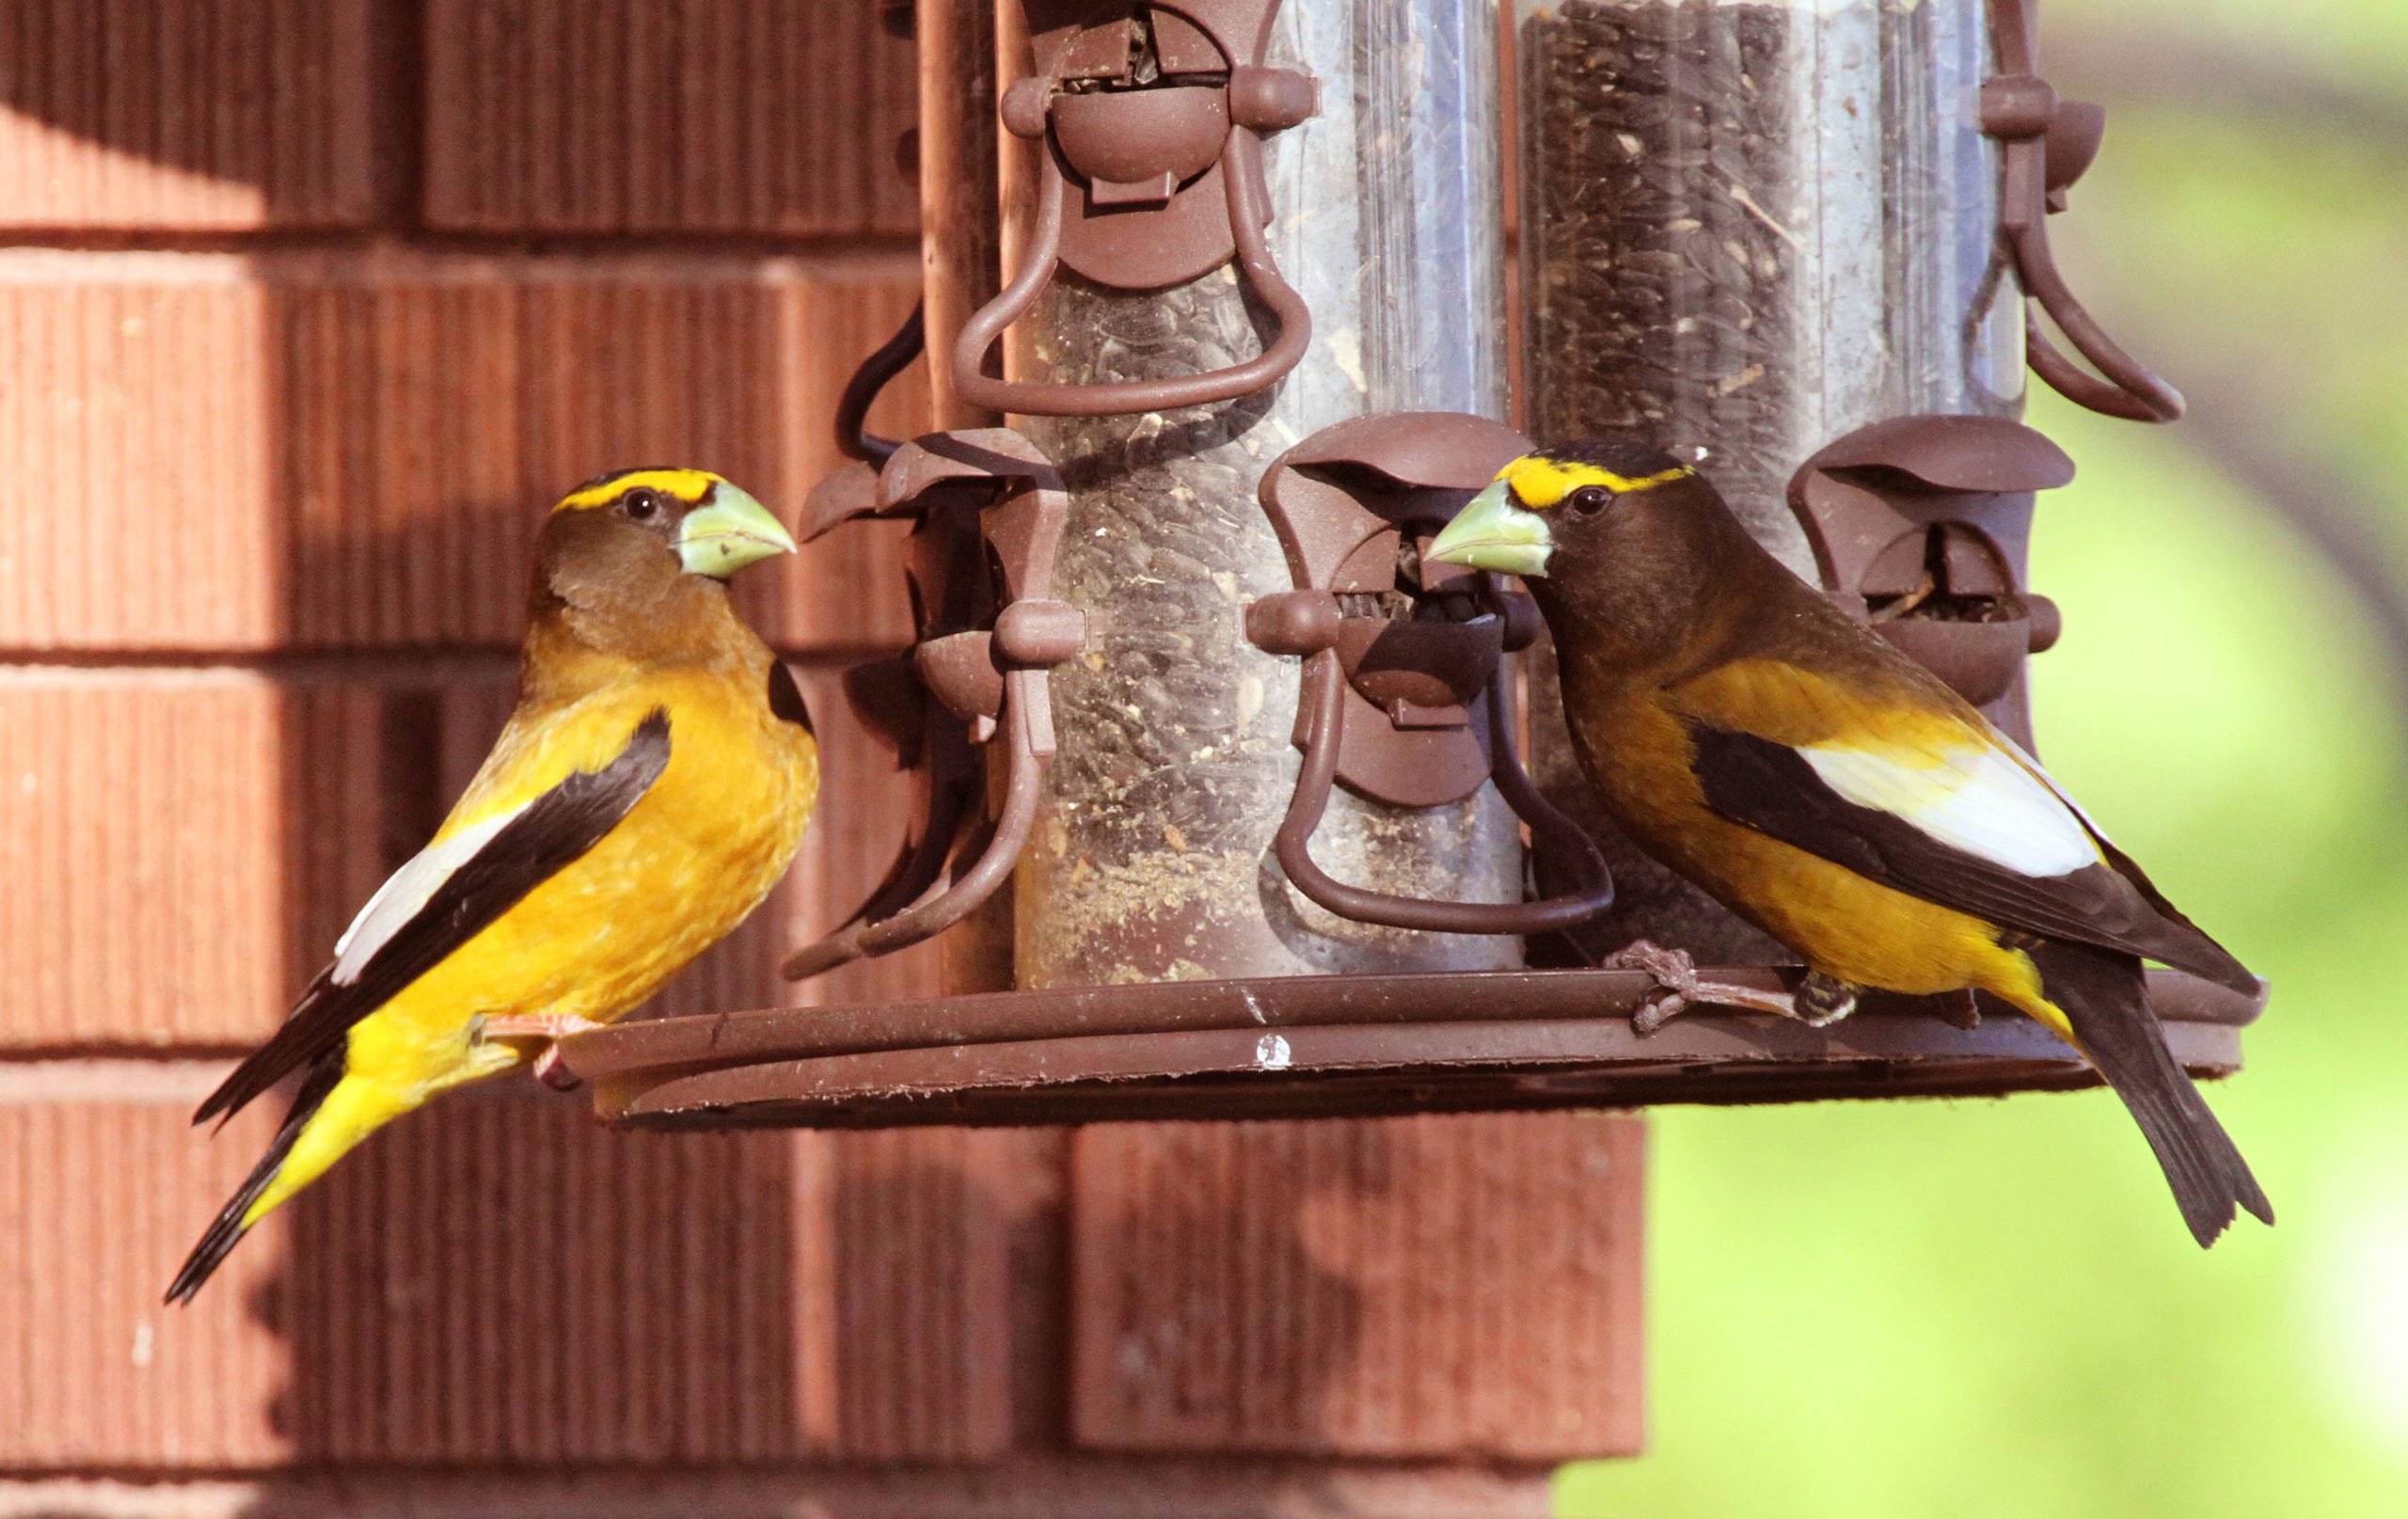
[476,1014,604,1092]
[477,1013,607,1040]
[1793,971,1862,1028]
[1603,940,1806,1034]
[529,1045,583,1092]
[1932,988,1982,1031]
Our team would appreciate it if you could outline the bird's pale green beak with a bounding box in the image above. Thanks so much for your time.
[675,483,797,578]
[1425,480,1554,578]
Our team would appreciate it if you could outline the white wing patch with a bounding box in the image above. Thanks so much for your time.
[1990,726,2121,847]
[329,806,526,985]
[1798,736,2100,878]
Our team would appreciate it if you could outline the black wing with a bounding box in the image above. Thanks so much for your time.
[194,708,673,1126]
[767,657,815,733]
[166,1047,346,1302]
[1684,720,2257,992]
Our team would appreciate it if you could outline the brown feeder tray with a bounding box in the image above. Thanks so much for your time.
[559,967,2260,1131]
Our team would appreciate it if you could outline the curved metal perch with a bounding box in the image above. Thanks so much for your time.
[950,1,1317,416]
[783,431,1081,983]
[1986,0,2184,421]
[1274,649,1615,936]
[951,129,1310,417]
[832,301,927,465]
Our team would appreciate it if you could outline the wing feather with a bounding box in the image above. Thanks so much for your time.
[330,808,523,983]
[1796,741,2099,879]
[194,707,672,1126]
[1671,661,2255,991]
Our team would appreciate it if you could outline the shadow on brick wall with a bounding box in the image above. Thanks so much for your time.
[0,0,404,229]
[233,564,1028,1465]
[1068,1122,1375,1456]
[190,264,1039,1470]
[1067,1114,1645,1462]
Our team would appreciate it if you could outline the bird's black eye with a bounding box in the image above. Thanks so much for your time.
[1568,485,1613,516]
[621,487,662,521]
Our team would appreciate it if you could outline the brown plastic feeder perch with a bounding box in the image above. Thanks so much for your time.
[1787,412,2076,750]
[557,0,2258,1137]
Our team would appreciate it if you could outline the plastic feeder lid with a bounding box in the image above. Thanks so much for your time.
[558,967,2261,1131]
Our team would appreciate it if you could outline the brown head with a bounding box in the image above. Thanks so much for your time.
[531,467,797,664]
[1424,436,1787,674]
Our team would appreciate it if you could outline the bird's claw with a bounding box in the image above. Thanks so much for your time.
[1793,971,1861,1028]
[1603,940,1804,1033]
[1934,989,1982,1031]
[530,1043,583,1092]
[476,1014,604,1091]
[478,1013,605,1041]
[1628,989,1691,1036]
[1602,940,1699,1035]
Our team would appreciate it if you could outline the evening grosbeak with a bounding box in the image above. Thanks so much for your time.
[168,468,817,1302]
[1427,437,2270,1246]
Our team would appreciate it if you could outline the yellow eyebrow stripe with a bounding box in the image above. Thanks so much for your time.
[556,467,723,513]
[1498,456,1691,508]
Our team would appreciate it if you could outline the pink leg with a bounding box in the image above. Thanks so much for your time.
[531,1047,578,1091]
[478,1014,606,1092]
[1601,940,1808,1035]
[478,1013,607,1040]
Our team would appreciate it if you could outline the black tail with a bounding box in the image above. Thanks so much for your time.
[2028,939,2273,1247]
[166,1050,344,1304]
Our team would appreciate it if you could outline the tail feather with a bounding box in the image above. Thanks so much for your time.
[166,1050,344,1304]
[2027,939,2273,1246]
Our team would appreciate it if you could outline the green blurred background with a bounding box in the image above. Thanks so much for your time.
[1557,2,2408,1513]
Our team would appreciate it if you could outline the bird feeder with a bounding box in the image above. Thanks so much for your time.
[561,0,2259,1127]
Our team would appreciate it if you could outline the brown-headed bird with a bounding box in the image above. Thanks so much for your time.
[167,468,817,1302]
[1427,436,2270,1245]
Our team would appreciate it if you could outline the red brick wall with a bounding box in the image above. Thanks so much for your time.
[0,7,1639,1512]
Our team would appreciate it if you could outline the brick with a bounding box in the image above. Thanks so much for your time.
[0,251,924,652]
[279,1104,1020,1464]
[1070,1113,1645,1461]
[0,267,279,647]
[423,0,919,236]
[0,1465,1555,1517]
[0,666,935,1049]
[0,1098,1032,1466]
[0,1,379,229]
[0,1100,297,1466]
[0,672,319,1050]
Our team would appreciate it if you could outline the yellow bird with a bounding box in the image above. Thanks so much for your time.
[1429,436,2270,1246]
[168,468,817,1301]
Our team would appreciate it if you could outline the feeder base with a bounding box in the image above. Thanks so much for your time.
[559,966,2260,1131]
